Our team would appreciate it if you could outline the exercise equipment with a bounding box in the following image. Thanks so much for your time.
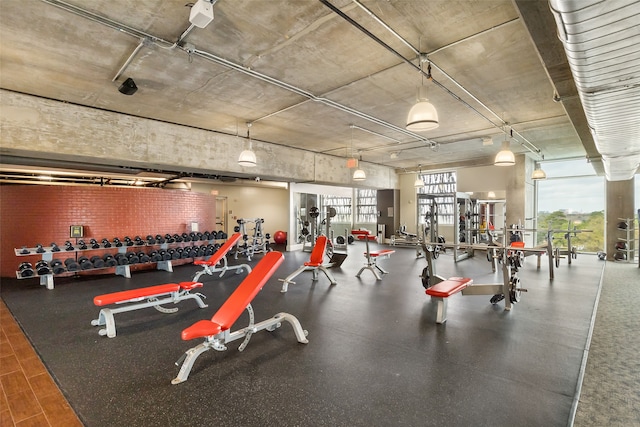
[19,246,30,254]
[421,233,530,323]
[354,230,395,281]
[92,281,207,338]
[172,252,308,384]
[51,259,66,274]
[36,244,46,253]
[90,256,106,269]
[101,238,112,248]
[279,235,337,292]
[90,239,100,249]
[192,233,250,282]
[64,241,75,251]
[51,242,61,252]
[234,218,270,261]
[77,240,88,250]
[18,262,35,277]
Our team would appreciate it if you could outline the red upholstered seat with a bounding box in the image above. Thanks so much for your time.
[425,277,472,298]
[179,281,203,291]
[510,241,525,248]
[193,233,242,266]
[181,319,223,340]
[94,283,181,306]
[304,236,327,267]
[368,249,395,257]
[181,251,285,341]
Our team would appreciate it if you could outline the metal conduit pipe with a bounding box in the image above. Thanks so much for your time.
[42,0,437,151]
[332,0,542,157]
[191,47,437,147]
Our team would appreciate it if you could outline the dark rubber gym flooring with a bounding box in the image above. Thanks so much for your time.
[1,242,603,427]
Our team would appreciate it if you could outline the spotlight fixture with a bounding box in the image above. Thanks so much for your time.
[494,129,515,166]
[406,55,439,132]
[189,0,217,28]
[238,123,257,167]
[118,77,137,95]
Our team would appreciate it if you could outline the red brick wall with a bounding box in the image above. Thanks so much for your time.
[1,185,216,278]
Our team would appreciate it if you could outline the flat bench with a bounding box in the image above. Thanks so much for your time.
[172,251,308,384]
[425,277,473,323]
[355,231,395,280]
[279,235,337,292]
[351,229,377,241]
[192,233,251,281]
[92,281,207,338]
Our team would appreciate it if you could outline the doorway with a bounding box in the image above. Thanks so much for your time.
[215,196,228,236]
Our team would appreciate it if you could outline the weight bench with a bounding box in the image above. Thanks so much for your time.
[92,281,207,338]
[192,233,251,282]
[355,231,395,280]
[279,235,337,292]
[425,277,473,323]
[172,251,308,384]
[351,229,377,241]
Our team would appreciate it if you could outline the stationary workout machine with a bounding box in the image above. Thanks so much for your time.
[233,218,270,261]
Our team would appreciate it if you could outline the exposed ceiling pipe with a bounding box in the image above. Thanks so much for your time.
[334,0,543,158]
[41,0,438,150]
[191,47,438,148]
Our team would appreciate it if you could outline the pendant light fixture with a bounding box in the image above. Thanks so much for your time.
[348,125,366,181]
[532,162,547,180]
[414,165,425,188]
[406,53,439,132]
[238,123,257,167]
[494,128,515,166]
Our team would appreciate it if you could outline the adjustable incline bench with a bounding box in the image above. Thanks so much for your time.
[355,230,395,280]
[172,251,308,384]
[425,277,473,323]
[192,233,251,282]
[92,281,207,338]
[279,235,337,292]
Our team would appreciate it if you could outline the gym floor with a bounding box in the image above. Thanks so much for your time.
[0,242,622,426]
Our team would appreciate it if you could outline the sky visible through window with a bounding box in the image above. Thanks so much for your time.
[538,160,639,213]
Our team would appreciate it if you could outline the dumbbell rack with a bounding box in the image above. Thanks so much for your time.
[14,232,227,290]
[615,218,635,262]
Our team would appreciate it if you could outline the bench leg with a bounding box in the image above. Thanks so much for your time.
[356,266,382,280]
[318,266,338,286]
[280,266,311,293]
[91,308,117,338]
[172,342,213,385]
[433,297,448,324]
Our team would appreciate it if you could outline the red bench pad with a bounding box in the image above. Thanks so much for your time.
[94,283,181,306]
[181,251,285,341]
[368,250,395,257]
[425,277,472,298]
[193,233,242,266]
[352,230,377,241]
[303,236,328,268]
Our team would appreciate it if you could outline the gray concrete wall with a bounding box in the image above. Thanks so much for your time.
[0,90,397,189]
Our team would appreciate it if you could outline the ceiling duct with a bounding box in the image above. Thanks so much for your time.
[549,0,640,181]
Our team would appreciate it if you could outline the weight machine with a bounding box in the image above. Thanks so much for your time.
[233,218,270,261]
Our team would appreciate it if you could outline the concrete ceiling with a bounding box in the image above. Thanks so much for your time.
[0,0,611,180]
